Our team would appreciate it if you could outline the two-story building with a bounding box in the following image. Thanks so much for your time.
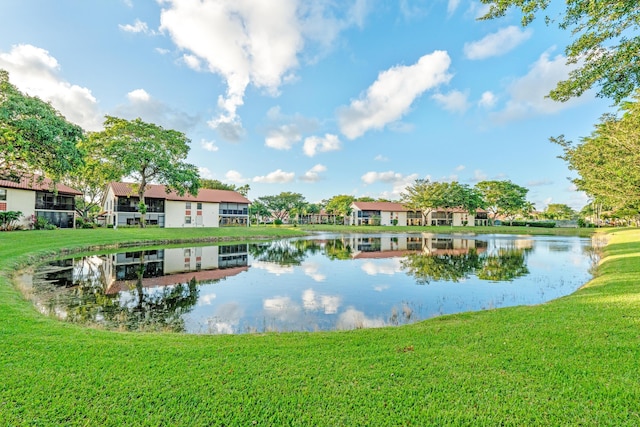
[0,175,81,229]
[102,182,250,228]
[349,200,488,227]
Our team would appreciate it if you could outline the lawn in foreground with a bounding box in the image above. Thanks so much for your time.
[0,226,639,425]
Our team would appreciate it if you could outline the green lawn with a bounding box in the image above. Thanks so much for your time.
[1,226,639,426]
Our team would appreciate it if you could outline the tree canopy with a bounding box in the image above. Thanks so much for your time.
[90,116,200,227]
[401,180,484,223]
[0,69,84,182]
[475,180,529,224]
[480,0,640,104]
[553,95,640,211]
[254,192,306,222]
[200,179,250,196]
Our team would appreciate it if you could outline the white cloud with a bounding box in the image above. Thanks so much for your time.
[225,170,247,183]
[447,0,461,15]
[198,167,214,179]
[252,261,294,275]
[127,88,150,102]
[336,307,385,330]
[470,169,488,182]
[114,87,199,131]
[432,89,469,113]
[265,124,302,150]
[160,0,304,141]
[302,289,340,314]
[0,44,102,131]
[464,26,532,60]
[455,164,465,172]
[253,169,295,183]
[303,133,341,157]
[362,170,405,185]
[361,259,403,276]
[478,91,497,108]
[491,50,587,122]
[374,154,389,162]
[527,179,553,187]
[182,54,202,71]
[155,48,170,55]
[338,50,452,139]
[119,19,155,35]
[300,164,327,182]
[201,139,219,152]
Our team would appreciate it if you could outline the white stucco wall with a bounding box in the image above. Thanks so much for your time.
[163,246,220,273]
[165,200,220,228]
[3,188,35,229]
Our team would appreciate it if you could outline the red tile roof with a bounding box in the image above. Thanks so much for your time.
[352,201,408,212]
[0,174,82,195]
[109,182,250,204]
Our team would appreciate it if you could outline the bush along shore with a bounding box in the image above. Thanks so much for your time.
[1,226,639,426]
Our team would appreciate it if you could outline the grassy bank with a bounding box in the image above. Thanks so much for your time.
[1,226,639,425]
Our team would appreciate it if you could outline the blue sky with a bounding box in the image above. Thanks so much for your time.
[0,0,613,209]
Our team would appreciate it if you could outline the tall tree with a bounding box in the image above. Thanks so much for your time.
[255,192,306,222]
[324,194,355,225]
[400,179,450,224]
[0,69,84,181]
[475,180,529,225]
[480,0,640,104]
[552,96,640,209]
[542,203,576,220]
[91,116,200,227]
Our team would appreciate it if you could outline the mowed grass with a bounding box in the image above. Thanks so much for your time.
[1,226,639,426]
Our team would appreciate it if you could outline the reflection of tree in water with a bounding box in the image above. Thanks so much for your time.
[476,249,529,281]
[248,239,320,266]
[323,238,352,260]
[402,247,529,284]
[401,250,482,284]
[40,251,200,332]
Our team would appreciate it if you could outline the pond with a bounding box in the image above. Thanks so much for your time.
[18,233,596,334]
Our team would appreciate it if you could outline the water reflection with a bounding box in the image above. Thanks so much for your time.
[22,234,594,334]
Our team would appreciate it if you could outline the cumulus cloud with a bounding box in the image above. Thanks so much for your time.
[361,171,420,199]
[455,164,466,171]
[225,170,247,183]
[198,167,214,179]
[478,91,497,108]
[201,139,219,152]
[464,26,532,60]
[265,124,302,150]
[491,50,587,122]
[253,169,295,183]
[303,134,341,157]
[302,289,340,314]
[362,170,406,185]
[160,0,308,141]
[119,19,156,35]
[0,44,102,131]
[182,54,202,71]
[300,164,327,182]
[432,89,470,113]
[338,50,452,139]
[114,88,199,132]
[470,169,488,182]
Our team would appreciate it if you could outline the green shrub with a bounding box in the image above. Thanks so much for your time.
[274,219,283,226]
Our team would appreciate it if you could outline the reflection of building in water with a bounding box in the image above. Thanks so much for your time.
[347,235,487,259]
[104,244,249,294]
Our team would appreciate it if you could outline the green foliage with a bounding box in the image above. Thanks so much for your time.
[554,96,640,211]
[200,179,250,196]
[255,192,306,223]
[480,0,640,104]
[90,116,200,228]
[324,194,354,224]
[542,203,576,220]
[0,69,84,181]
[0,210,22,231]
[32,215,56,230]
[475,180,529,224]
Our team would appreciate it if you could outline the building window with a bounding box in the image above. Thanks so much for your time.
[185,216,192,224]
[186,202,191,209]
[197,202,202,209]
[0,188,7,201]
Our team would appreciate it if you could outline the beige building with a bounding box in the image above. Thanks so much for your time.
[102,182,250,228]
[349,200,488,227]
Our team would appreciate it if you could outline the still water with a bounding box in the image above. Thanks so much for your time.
[20,233,595,334]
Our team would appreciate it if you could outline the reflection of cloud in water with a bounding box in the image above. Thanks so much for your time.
[373,285,390,292]
[336,307,385,330]
[302,262,326,282]
[263,296,302,322]
[252,261,294,275]
[207,302,244,334]
[200,292,217,305]
[361,259,402,276]
[302,289,340,314]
